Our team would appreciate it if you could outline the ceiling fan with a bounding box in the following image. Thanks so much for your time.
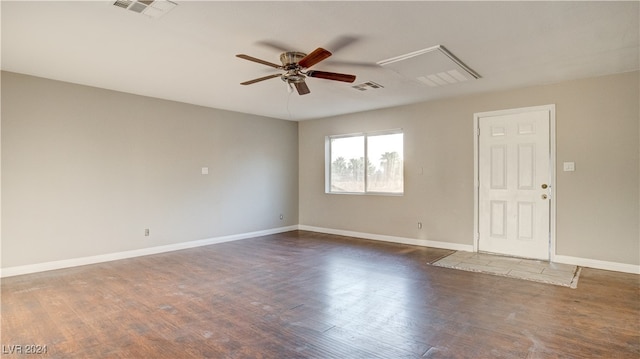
[236,47,356,95]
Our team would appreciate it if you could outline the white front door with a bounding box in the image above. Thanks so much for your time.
[476,106,553,260]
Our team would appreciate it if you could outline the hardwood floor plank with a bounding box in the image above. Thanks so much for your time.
[2,230,638,358]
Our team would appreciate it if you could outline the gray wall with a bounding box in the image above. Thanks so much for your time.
[3,71,638,269]
[2,71,299,268]
[299,71,639,266]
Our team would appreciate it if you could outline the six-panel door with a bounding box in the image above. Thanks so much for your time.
[478,109,551,260]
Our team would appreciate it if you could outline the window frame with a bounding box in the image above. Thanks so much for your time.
[325,129,404,196]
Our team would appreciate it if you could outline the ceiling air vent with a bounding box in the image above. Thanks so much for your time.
[377,45,480,88]
[352,81,384,91]
[113,0,177,19]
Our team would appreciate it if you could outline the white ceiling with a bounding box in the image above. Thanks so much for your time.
[2,1,638,121]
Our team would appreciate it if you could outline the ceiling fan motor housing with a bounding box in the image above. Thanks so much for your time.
[280,52,307,67]
[280,52,307,83]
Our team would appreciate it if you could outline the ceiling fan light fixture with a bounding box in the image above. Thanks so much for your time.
[281,71,306,83]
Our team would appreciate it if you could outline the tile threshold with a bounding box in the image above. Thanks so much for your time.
[432,251,581,288]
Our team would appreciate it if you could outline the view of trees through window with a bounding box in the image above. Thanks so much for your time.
[329,131,403,194]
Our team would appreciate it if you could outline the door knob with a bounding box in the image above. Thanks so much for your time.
[541,194,548,200]
[541,184,548,189]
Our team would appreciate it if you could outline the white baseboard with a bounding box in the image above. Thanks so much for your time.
[0,225,298,278]
[3,225,637,277]
[553,254,640,274]
[299,225,639,274]
[298,225,474,252]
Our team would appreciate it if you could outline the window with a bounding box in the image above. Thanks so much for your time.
[327,130,403,194]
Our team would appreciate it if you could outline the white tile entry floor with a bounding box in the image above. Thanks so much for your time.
[432,251,581,288]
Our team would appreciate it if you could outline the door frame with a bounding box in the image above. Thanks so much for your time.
[473,104,557,261]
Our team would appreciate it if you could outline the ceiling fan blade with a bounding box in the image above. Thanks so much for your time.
[324,60,380,68]
[294,81,310,95]
[255,40,290,53]
[306,70,356,83]
[298,48,332,68]
[324,35,359,53]
[240,74,281,85]
[236,54,282,69]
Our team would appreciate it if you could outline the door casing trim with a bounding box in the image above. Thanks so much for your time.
[473,104,557,261]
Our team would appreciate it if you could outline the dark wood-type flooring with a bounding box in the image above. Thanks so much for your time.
[2,230,639,358]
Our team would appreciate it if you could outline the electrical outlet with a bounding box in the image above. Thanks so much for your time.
[144,228,150,236]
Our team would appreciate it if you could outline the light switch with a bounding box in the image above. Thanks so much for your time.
[201,167,209,175]
[563,162,575,172]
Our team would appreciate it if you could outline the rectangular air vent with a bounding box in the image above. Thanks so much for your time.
[113,0,132,9]
[113,0,177,18]
[377,45,480,88]
[352,81,384,91]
